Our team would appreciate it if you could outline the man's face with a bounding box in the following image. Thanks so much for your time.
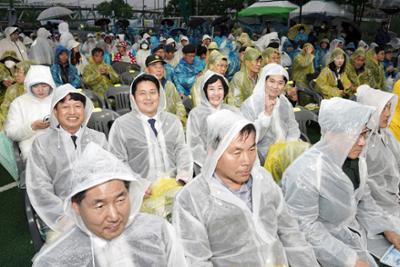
[212,59,228,75]
[377,51,385,62]
[353,56,365,69]
[59,51,69,65]
[181,39,188,46]
[183,52,196,64]
[72,180,130,241]
[155,49,165,59]
[348,127,369,159]
[203,38,211,47]
[31,83,51,99]
[165,51,174,60]
[215,131,257,190]
[265,75,286,99]
[146,62,165,80]
[246,58,262,74]
[133,80,160,117]
[385,51,393,61]
[380,102,391,128]
[54,95,85,133]
[10,31,19,42]
[92,52,104,64]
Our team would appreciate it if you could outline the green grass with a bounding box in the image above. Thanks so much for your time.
[0,166,35,267]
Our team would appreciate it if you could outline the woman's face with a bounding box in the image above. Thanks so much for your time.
[15,66,25,84]
[334,54,345,68]
[206,79,225,108]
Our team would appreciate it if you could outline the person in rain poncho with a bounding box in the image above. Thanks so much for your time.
[81,33,97,59]
[175,35,189,62]
[153,45,175,82]
[32,142,188,267]
[365,46,386,90]
[26,84,107,237]
[281,97,400,267]
[113,40,136,64]
[322,38,345,67]
[173,109,319,267]
[82,47,120,97]
[58,22,74,48]
[345,48,371,91]
[67,39,88,76]
[187,70,238,174]
[315,48,352,99]
[314,38,329,72]
[109,73,193,186]
[390,80,400,142]
[29,28,54,66]
[0,26,28,61]
[0,50,20,101]
[292,43,315,88]
[357,85,400,229]
[0,61,31,130]
[173,44,205,97]
[145,54,187,126]
[227,47,261,107]
[191,50,229,108]
[241,63,300,164]
[136,41,151,70]
[261,47,281,67]
[51,45,81,88]
[165,43,179,67]
[5,65,55,160]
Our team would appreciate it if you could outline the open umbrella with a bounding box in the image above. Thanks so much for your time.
[161,19,174,27]
[95,18,111,27]
[238,1,299,18]
[289,1,352,19]
[287,23,312,40]
[168,28,187,37]
[116,19,129,29]
[37,6,74,21]
[188,17,206,28]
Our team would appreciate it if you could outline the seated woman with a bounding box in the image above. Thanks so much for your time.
[315,48,352,99]
[187,70,238,174]
[50,45,80,88]
[5,65,55,160]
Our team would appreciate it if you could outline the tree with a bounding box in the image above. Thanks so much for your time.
[97,0,133,18]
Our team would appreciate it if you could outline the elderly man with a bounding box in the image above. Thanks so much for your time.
[0,26,28,61]
[282,97,400,267]
[32,143,187,266]
[109,73,192,187]
[173,109,319,267]
[26,84,107,237]
[82,47,120,97]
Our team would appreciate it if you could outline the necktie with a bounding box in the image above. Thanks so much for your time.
[148,119,158,137]
[71,135,78,149]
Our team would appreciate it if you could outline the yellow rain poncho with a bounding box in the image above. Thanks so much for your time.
[390,80,400,141]
[228,47,261,107]
[365,48,385,90]
[191,50,228,108]
[292,43,315,87]
[345,48,371,90]
[261,47,281,67]
[164,80,187,126]
[82,57,120,97]
[315,48,351,99]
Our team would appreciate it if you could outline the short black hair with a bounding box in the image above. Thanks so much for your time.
[238,123,256,140]
[374,45,385,54]
[239,46,247,53]
[131,74,160,95]
[265,75,288,84]
[182,44,196,54]
[91,47,104,56]
[203,74,229,100]
[72,180,130,205]
[55,92,86,109]
[196,45,207,57]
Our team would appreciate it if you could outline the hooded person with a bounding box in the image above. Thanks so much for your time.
[0,26,28,61]
[5,65,55,161]
[81,33,97,58]
[67,39,88,75]
[241,63,300,164]
[227,47,262,107]
[190,50,229,108]
[186,70,238,174]
[390,80,400,141]
[0,60,32,130]
[315,48,352,99]
[26,84,108,237]
[357,85,400,229]
[261,47,281,67]
[136,41,151,70]
[0,50,20,103]
[58,22,74,48]
[292,43,315,88]
[50,45,81,88]
[108,73,193,186]
[322,38,345,66]
[29,28,54,66]
[32,142,188,267]
[345,48,371,91]
[365,46,386,90]
[173,109,319,267]
[281,97,400,267]
[314,38,330,71]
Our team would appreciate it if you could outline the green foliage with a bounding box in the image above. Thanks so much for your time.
[97,0,133,18]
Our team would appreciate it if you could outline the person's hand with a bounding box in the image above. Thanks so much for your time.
[2,79,13,87]
[306,46,314,54]
[387,65,394,73]
[99,66,108,75]
[354,260,370,267]
[31,120,50,130]
[384,231,400,250]
[264,94,277,116]
[144,186,152,198]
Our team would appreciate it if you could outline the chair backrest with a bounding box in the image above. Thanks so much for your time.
[294,107,319,143]
[87,108,120,138]
[121,70,139,85]
[105,85,131,115]
[23,189,44,252]
[81,89,106,108]
[111,61,141,75]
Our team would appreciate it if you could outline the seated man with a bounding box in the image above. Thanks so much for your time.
[50,45,81,88]
[145,54,186,125]
[173,109,319,267]
[26,84,107,235]
[282,97,400,267]
[109,73,192,187]
[82,47,120,97]
[32,143,187,266]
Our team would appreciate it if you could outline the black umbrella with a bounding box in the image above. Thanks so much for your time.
[116,19,129,29]
[380,7,400,15]
[212,16,229,26]
[95,18,111,27]
[168,27,187,36]
[188,17,205,28]
[161,19,174,27]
